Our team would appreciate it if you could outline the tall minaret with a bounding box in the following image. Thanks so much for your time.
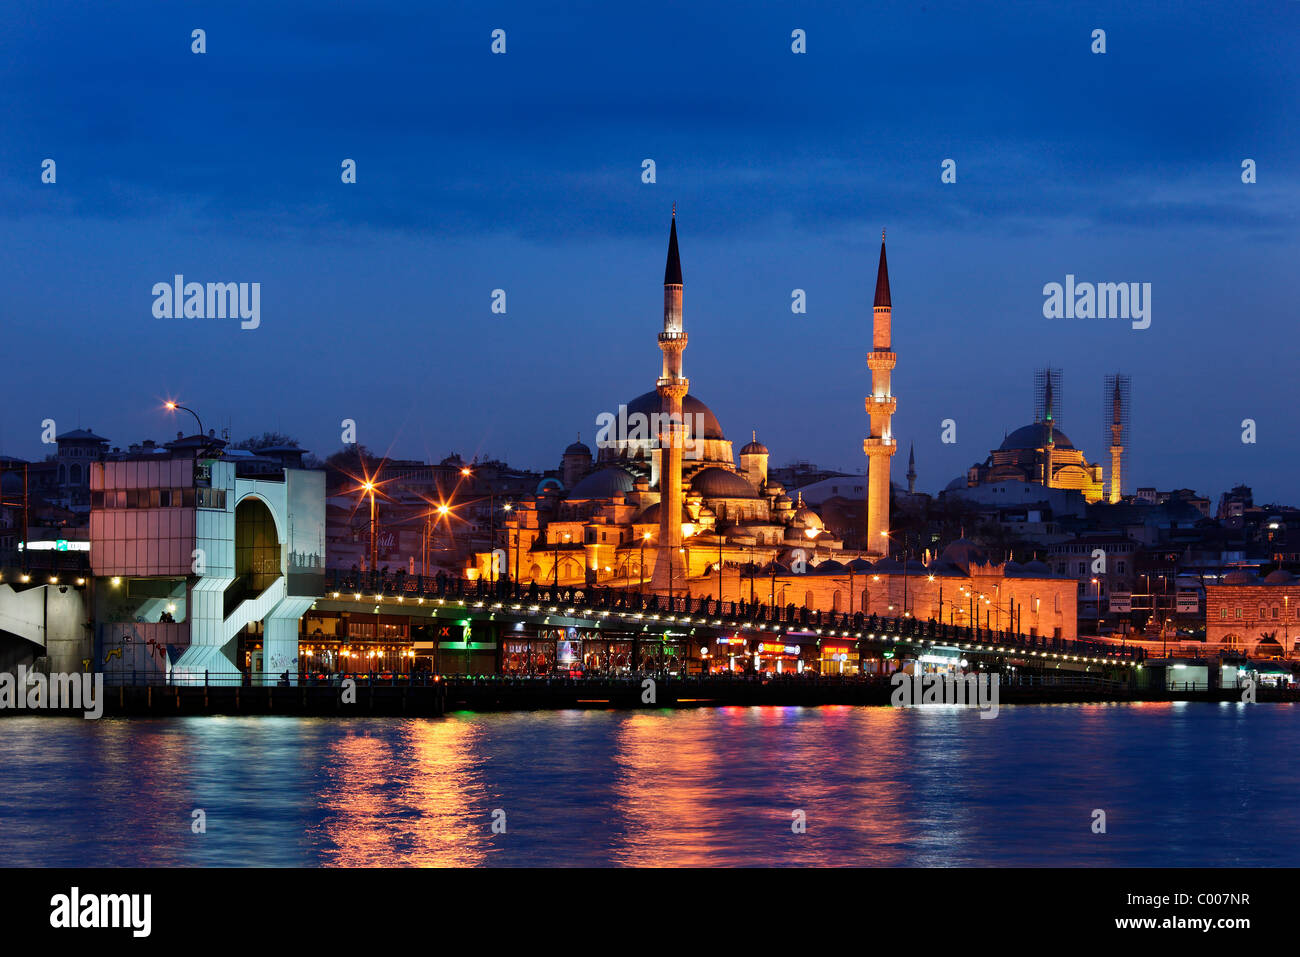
[1043,373,1055,489]
[906,442,916,494]
[864,229,896,557]
[1108,376,1125,503]
[652,207,689,592]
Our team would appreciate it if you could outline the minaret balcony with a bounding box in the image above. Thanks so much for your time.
[865,395,897,415]
[658,331,688,343]
[866,351,896,372]
[863,437,897,456]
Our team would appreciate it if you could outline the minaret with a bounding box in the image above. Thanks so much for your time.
[864,229,896,557]
[652,207,689,592]
[1108,377,1124,503]
[906,442,916,494]
[1043,373,1055,489]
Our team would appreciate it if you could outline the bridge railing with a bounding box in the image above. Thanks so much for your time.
[321,572,1144,663]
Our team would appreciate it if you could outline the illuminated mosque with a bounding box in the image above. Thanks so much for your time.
[476,213,1079,638]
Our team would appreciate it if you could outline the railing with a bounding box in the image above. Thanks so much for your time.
[99,670,447,688]
[322,571,1145,663]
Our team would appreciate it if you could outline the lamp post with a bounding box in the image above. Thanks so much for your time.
[363,481,378,573]
[640,532,651,596]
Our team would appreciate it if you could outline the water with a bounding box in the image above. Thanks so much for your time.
[0,702,1293,866]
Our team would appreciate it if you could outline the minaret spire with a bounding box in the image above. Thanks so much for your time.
[907,442,916,494]
[864,228,897,556]
[653,209,690,593]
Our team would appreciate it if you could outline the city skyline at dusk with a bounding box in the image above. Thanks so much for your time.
[3,1,1297,503]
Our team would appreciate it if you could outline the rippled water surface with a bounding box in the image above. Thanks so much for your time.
[0,703,1293,866]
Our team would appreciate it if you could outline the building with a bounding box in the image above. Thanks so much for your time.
[950,373,1106,503]
[1205,570,1300,657]
[471,212,1078,636]
[89,447,325,683]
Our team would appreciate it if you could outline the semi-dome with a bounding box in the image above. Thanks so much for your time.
[567,466,633,500]
[624,389,726,440]
[634,502,690,525]
[999,424,1074,451]
[691,467,757,498]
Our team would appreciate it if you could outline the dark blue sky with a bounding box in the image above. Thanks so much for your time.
[3,1,1297,503]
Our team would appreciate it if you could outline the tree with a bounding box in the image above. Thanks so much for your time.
[233,432,299,451]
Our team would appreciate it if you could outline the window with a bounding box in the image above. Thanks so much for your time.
[1220,607,1228,619]
[1236,606,1243,619]
[196,488,227,510]
[1117,561,1126,573]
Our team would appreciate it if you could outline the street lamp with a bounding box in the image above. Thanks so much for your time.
[163,400,217,456]
[640,532,651,596]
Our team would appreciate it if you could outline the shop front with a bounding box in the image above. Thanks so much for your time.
[755,640,803,674]
[819,639,858,676]
[708,635,749,673]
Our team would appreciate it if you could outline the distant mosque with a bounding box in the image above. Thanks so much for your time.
[946,370,1128,505]
[475,212,1079,639]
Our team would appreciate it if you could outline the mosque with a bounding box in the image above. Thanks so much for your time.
[475,213,1079,639]
[947,373,1107,503]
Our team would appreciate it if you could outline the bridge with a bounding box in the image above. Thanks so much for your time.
[315,571,1145,678]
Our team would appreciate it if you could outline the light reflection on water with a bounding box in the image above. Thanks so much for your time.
[0,702,1293,867]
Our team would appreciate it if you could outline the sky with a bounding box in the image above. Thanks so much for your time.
[2,0,1298,504]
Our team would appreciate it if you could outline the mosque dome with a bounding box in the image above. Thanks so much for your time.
[811,559,845,574]
[847,558,875,572]
[944,475,969,492]
[999,424,1075,451]
[740,433,768,455]
[941,538,989,571]
[1264,569,1294,584]
[791,504,824,529]
[567,466,633,500]
[623,389,726,440]
[564,439,592,456]
[691,467,758,498]
[1022,559,1052,577]
[634,502,690,525]
[1223,570,1252,585]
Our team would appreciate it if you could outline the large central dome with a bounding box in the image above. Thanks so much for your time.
[623,390,726,440]
[999,423,1074,451]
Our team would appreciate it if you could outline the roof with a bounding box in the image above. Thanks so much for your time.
[56,429,110,443]
[567,467,634,500]
[664,213,682,285]
[873,235,891,308]
[999,424,1074,451]
[691,467,757,499]
[624,389,726,441]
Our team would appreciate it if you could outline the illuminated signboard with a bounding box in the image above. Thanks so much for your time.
[757,642,800,656]
[19,540,90,552]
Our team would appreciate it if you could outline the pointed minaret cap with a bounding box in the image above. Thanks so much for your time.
[664,206,683,286]
[873,228,891,308]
